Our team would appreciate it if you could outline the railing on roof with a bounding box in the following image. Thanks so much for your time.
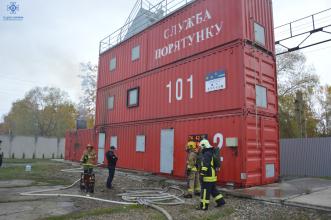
[99,0,195,54]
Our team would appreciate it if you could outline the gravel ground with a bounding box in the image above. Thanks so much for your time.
[54,166,331,220]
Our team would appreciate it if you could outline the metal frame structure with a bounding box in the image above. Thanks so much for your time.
[99,0,195,54]
[275,8,331,56]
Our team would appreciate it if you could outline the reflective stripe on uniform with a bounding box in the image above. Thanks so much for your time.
[211,158,216,179]
[191,167,197,171]
[215,193,223,201]
[201,167,208,171]
[203,176,217,182]
[201,189,209,209]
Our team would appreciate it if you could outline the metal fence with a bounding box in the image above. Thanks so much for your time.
[280,137,331,177]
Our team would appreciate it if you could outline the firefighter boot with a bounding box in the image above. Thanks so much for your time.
[184,193,193,198]
[194,192,201,196]
[196,202,208,211]
[215,198,226,207]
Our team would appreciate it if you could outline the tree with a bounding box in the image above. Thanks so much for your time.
[316,85,331,136]
[78,62,97,128]
[4,87,77,137]
[276,50,320,138]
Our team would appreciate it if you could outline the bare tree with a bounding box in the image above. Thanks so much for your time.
[78,62,97,128]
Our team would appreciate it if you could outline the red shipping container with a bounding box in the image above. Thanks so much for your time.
[96,40,277,126]
[98,0,274,88]
[65,129,96,162]
[96,112,279,187]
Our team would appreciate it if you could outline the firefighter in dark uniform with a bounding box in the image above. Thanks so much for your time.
[198,139,225,210]
[105,146,118,189]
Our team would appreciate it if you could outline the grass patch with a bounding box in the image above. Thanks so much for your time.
[199,207,235,220]
[319,176,331,180]
[2,159,46,164]
[42,205,141,220]
[0,160,72,185]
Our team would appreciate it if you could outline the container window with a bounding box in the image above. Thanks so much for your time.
[256,85,267,108]
[107,96,114,110]
[136,135,145,152]
[110,57,116,71]
[127,87,139,108]
[110,136,117,149]
[254,22,266,47]
[132,45,140,61]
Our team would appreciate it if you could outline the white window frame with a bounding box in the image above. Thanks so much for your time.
[132,45,140,61]
[127,87,139,108]
[256,85,267,108]
[110,136,117,149]
[136,135,145,152]
[107,96,114,110]
[110,57,116,71]
[254,22,266,47]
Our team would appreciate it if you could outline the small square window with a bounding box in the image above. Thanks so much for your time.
[132,45,140,61]
[254,22,266,46]
[127,87,139,107]
[256,85,267,108]
[110,136,117,149]
[136,135,145,152]
[107,96,114,110]
[110,57,116,71]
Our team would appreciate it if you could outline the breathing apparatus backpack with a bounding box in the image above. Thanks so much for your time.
[212,147,221,169]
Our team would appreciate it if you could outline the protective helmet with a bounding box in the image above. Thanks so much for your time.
[186,141,197,150]
[87,143,93,148]
[199,139,212,149]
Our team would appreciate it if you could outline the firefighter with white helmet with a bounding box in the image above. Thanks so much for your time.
[197,139,225,210]
[184,141,201,198]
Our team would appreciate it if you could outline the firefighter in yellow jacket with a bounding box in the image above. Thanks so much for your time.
[184,141,201,198]
[198,139,225,210]
[80,144,97,174]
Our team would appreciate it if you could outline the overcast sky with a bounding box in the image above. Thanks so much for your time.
[0,0,331,121]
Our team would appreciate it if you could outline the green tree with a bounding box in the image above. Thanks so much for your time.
[277,51,320,138]
[316,85,331,136]
[4,87,77,137]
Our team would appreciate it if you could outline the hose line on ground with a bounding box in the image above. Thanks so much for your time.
[19,166,184,220]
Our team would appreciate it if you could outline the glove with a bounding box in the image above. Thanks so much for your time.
[186,169,191,176]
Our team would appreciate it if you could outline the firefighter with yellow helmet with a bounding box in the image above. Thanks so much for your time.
[197,139,225,210]
[183,141,201,198]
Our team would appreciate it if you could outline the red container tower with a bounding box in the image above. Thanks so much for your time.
[69,0,278,187]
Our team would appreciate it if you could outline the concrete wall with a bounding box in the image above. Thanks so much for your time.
[281,137,331,177]
[0,135,64,159]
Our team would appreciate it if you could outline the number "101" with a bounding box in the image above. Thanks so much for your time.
[166,75,193,103]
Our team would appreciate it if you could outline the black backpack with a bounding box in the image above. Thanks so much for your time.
[213,147,221,169]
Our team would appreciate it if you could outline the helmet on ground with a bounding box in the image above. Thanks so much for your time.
[186,141,197,150]
[199,139,212,149]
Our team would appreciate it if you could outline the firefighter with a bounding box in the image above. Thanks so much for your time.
[197,139,225,211]
[184,141,201,198]
[105,146,118,189]
[80,144,97,174]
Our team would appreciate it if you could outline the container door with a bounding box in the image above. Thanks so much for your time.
[160,129,174,174]
[98,133,105,164]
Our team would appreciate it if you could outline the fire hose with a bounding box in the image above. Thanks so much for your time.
[19,166,185,220]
